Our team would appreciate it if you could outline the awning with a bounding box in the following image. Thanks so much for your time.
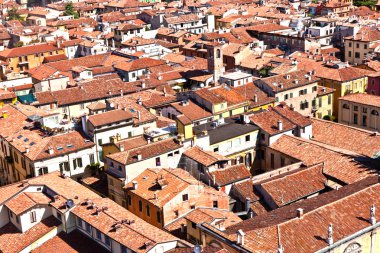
[17,94,36,104]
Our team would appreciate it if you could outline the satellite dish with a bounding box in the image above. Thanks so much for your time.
[66,199,74,208]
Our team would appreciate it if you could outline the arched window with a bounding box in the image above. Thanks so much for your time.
[371,110,379,116]
[216,49,221,58]
[343,104,350,109]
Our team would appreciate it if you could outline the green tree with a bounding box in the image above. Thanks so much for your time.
[13,41,24,48]
[7,7,22,21]
[63,2,79,19]
[353,0,376,7]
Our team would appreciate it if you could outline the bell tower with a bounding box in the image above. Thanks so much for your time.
[207,43,225,84]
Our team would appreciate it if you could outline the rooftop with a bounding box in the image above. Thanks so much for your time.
[193,117,259,145]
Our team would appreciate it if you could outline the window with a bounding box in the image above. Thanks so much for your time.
[328,95,332,105]
[348,51,352,57]
[245,135,250,142]
[16,216,19,224]
[73,158,83,169]
[96,229,102,240]
[363,107,368,113]
[127,195,132,205]
[146,205,150,216]
[157,211,161,223]
[14,152,18,163]
[98,139,103,146]
[80,103,85,110]
[216,49,221,58]
[354,106,358,111]
[213,201,218,208]
[354,113,358,124]
[371,110,379,116]
[363,115,367,127]
[105,235,111,246]
[280,157,285,167]
[9,210,13,219]
[59,162,69,172]
[260,133,265,141]
[364,44,368,49]
[139,200,142,212]
[85,222,91,233]
[77,217,83,227]
[355,52,360,59]
[192,222,197,229]
[356,43,359,48]
[38,167,48,175]
[155,157,161,166]
[29,211,37,223]
[182,194,189,201]
[270,153,275,169]
[343,104,350,109]
[284,94,288,100]
[348,42,352,47]
[213,147,219,152]
[89,154,95,164]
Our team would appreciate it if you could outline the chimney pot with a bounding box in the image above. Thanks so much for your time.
[297,208,304,218]
[132,181,138,190]
[277,120,283,131]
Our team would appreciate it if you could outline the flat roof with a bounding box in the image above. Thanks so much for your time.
[221,71,253,80]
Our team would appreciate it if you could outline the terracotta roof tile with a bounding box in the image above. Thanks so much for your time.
[311,118,380,158]
[269,135,378,184]
[183,146,228,167]
[258,164,326,207]
[209,164,251,187]
[88,109,134,127]
[107,138,182,165]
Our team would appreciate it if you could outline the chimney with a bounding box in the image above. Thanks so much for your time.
[120,144,125,152]
[253,94,258,103]
[147,137,151,144]
[137,110,141,121]
[370,204,376,225]
[132,181,138,190]
[245,198,251,212]
[277,120,283,131]
[237,229,245,245]
[213,174,216,185]
[137,153,142,161]
[285,74,290,79]
[297,208,304,218]
[141,82,146,89]
[48,147,54,155]
[327,224,333,245]
[108,90,112,95]
[138,96,142,105]
[25,146,30,154]
[294,79,299,84]
[120,89,123,96]
[154,191,158,199]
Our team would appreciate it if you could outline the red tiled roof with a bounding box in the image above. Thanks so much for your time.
[209,164,251,186]
[88,109,134,127]
[0,43,59,58]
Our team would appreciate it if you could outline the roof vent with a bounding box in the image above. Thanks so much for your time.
[285,74,290,79]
